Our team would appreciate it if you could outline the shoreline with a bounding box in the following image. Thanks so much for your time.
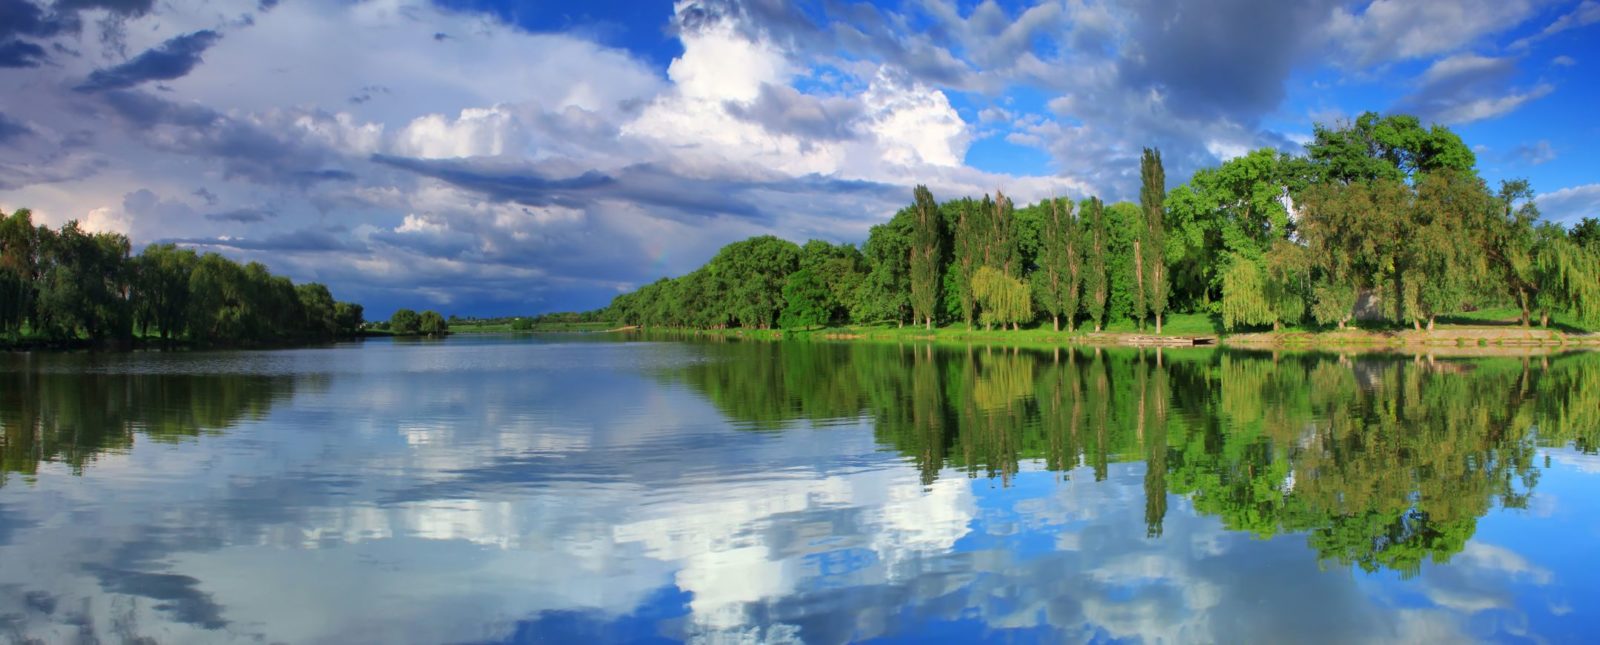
[0,331,393,353]
[530,324,1600,357]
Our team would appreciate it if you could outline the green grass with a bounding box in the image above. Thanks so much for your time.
[449,321,618,333]
[1098,312,1223,335]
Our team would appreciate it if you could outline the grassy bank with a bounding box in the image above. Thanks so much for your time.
[449,321,618,333]
[617,308,1598,353]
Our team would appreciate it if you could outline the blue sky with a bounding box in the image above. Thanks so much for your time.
[1,0,1598,316]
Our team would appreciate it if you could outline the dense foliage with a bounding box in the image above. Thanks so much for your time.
[1,210,364,345]
[606,112,1600,333]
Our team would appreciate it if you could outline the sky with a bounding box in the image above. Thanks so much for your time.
[1,0,1598,317]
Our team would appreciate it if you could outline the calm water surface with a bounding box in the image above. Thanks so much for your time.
[2,335,1599,643]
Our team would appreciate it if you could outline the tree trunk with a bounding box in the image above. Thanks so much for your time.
[1426,316,1435,332]
[925,317,931,330]
[1012,322,1019,331]
[1094,323,1102,332]
[1540,312,1549,327]
[1518,289,1530,327]
[1155,315,1162,335]
[1053,316,1059,332]
[1413,319,1422,331]
[1273,320,1280,332]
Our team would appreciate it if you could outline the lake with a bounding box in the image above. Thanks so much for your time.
[2,335,1598,643]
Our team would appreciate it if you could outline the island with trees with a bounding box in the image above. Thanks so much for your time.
[601,113,1600,348]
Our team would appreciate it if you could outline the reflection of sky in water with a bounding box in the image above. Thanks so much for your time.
[0,337,1596,643]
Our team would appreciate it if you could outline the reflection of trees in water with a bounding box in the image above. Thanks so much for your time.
[669,340,1600,575]
[0,369,296,486]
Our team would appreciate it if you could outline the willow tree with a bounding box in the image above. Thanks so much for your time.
[1080,197,1109,331]
[1221,254,1272,331]
[0,209,39,337]
[972,266,1031,331]
[1410,170,1494,330]
[1532,224,1600,327]
[908,185,943,329]
[1033,197,1080,331]
[1140,147,1168,333]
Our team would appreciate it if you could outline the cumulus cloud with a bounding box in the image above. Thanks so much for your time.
[1537,184,1600,226]
[0,0,1582,314]
[1328,0,1542,66]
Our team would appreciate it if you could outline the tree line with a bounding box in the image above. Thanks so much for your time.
[1,209,365,346]
[607,112,1600,333]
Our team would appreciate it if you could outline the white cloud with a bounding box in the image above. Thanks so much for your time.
[1536,183,1600,226]
[1328,0,1542,65]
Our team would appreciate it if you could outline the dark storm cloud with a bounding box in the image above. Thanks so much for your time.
[1116,0,1337,122]
[373,154,902,223]
[166,228,366,253]
[0,0,157,66]
[0,112,32,142]
[75,30,222,92]
[293,169,358,182]
[204,207,274,223]
[98,90,355,185]
[0,39,48,67]
[53,0,153,16]
[724,83,863,141]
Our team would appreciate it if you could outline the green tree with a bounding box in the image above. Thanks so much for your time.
[1105,201,1144,325]
[0,209,41,337]
[854,219,912,326]
[971,266,1031,331]
[1032,197,1079,331]
[334,302,364,335]
[1080,197,1109,331]
[1307,112,1476,184]
[908,185,943,329]
[708,236,801,329]
[1572,217,1600,249]
[1141,147,1169,333]
[1221,253,1273,330]
[952,198,984,328]
[296,283,339,338]
[390,308,421,335]
[779,268,832,329]
[419,310,448,335]
[131,243,197,341]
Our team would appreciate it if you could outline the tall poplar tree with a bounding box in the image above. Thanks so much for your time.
[953,198,983,329]
[1141,147,1169,334]
[1080,197,1109,331]
[908,185,943,329]
[1033,197,1079,331]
